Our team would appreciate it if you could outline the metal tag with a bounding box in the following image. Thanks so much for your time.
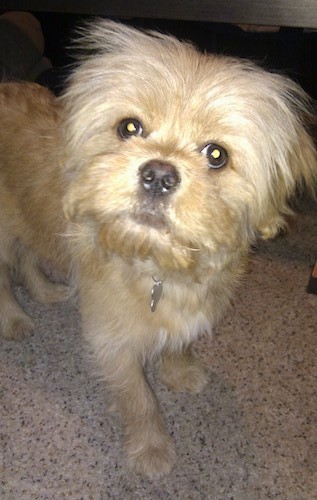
[150,279,163,312]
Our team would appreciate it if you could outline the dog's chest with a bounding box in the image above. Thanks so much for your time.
[99,258,214,352]
[136,274,213,349]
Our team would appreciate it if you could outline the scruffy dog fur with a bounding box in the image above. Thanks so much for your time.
[0,21,316,478]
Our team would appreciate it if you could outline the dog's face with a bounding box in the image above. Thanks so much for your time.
[62,21,316,278]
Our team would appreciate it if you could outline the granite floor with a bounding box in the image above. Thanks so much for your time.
[0,199,316,500]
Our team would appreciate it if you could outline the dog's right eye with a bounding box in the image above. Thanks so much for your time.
[117,118,144,139]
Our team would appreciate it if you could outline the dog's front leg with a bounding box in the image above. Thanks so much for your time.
[110,349,176,477]
[160,347,209,394]
[92,344,176,478]
[79,266,176,478]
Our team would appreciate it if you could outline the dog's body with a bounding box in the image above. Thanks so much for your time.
[0,21,316,478]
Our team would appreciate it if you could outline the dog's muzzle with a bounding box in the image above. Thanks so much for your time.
[139,160,180,197]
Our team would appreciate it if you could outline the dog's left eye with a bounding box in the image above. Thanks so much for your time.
[118,118,144,139]
[201,143,228,169]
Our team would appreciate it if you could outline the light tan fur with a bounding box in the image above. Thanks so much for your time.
[0,21,316,478]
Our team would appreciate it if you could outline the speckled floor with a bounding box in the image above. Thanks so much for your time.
[1,199,316,500]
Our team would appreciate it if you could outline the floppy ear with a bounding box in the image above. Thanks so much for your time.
[256,100,317,240]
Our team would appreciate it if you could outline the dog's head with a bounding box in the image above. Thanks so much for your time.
[62,21,316,277]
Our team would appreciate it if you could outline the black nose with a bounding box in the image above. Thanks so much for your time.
[139,160,180,196]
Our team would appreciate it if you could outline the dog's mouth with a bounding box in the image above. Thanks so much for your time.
[134,199,170,230]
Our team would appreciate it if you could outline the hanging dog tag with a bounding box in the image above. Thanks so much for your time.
[150,278,163,312]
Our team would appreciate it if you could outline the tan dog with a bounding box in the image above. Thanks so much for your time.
[0,21,316,478]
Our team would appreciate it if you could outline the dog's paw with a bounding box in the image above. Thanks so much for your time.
[30,281,71,305]
[127,434,176,479]
[160,355,208,394]
[1,315,34,341]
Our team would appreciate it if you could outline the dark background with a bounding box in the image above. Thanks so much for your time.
[31,12,317,99]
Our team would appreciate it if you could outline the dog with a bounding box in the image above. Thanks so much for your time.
[0,20,316,478]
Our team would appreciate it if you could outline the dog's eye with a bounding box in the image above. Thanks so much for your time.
[201,143,228,169]
[118,118,144,139]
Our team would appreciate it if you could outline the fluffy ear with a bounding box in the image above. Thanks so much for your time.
[258,119,316,239]
[254,89,317,240]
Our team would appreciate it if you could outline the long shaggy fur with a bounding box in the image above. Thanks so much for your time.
[0,20,316,478]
